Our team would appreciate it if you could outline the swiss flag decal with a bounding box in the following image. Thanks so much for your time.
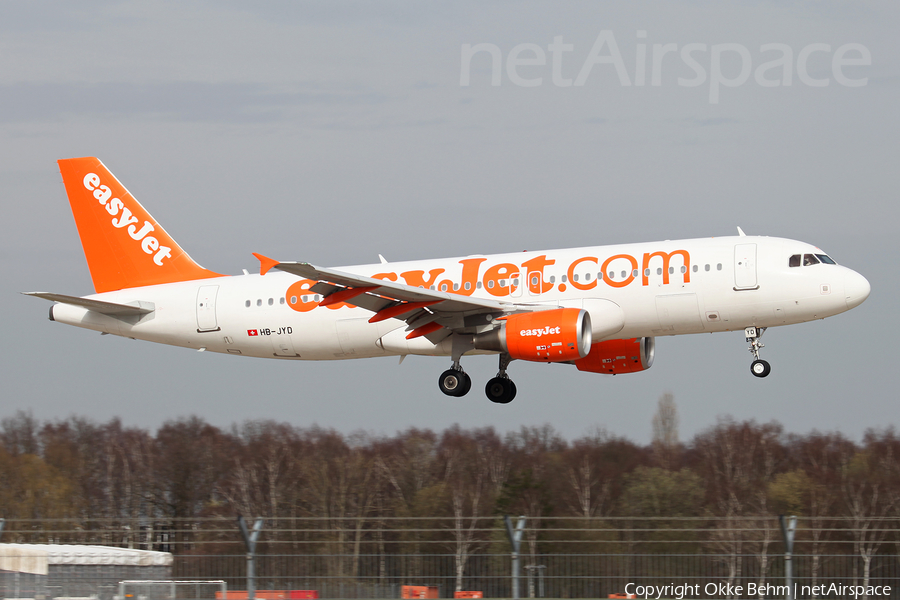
[247,329,258,336]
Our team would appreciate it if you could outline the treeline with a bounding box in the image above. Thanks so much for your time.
[1,395,898,531]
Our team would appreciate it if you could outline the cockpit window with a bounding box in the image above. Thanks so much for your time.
[816,254,836,265]
[803,254,820,266]
[789,254,801,268]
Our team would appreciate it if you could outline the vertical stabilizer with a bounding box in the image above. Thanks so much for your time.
[58,157,223,292]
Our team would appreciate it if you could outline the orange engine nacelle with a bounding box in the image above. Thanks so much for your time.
[573,337,655,374]
[474,308,592,362]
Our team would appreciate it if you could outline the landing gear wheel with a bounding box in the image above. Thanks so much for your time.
[439,369,471,397]
[750,359,771,378]
[485,377,516,404]
[458,372,472,396]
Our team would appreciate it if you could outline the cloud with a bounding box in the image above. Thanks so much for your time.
[0,81,386,124]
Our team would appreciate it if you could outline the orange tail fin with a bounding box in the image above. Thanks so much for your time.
[58,157,223,293]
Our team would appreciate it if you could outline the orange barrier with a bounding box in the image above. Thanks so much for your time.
[215,592,318,600]
[454,592,484,598]
[401,585,439,599]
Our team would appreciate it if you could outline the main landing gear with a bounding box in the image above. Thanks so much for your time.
[745,326,771,378]
[438,366,471,397]
[485,353,516,404]
[437,353,517,403]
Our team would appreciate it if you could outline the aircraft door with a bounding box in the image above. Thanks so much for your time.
[270,329,298,357]
[196,285,219,332]
[734,243,758,290]
[655,293,704,333]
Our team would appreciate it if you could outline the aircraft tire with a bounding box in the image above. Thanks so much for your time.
[458,372,472,397]
[439,369,469,397]
[750,359,771,378]
[485,377,515,404]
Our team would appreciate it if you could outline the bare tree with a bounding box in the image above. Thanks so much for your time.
[691,418,784,598]
[840,429,900,598]
[652,393,680,470]
[438,426,508,591]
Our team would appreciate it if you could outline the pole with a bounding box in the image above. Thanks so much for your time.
[0,518,5,541]
[504,515,526,600]
[238,516,265,600]
[779,515,797,600]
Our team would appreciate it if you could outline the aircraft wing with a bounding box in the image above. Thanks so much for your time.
[269,259,519,341]
[23,292,155,316]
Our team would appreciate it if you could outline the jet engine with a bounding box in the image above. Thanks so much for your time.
[573,337,655,374]
[474,308,592,362]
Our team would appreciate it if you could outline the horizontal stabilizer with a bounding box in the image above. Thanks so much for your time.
[23,292,154,316]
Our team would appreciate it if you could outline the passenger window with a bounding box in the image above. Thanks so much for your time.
[644,268,651,277]
[268,298,273,306]
[279,297,285,305]
[465,282,471,290]
[669,267,674,275]
[621,270,627,278]
[803,254,820,266]
[705,264,710,272]
[256,299,262,306]
[597,272,603,280]
[245,300,250,308]
[549,275,556,283]
[476,281,483,289]
[717,264,722,271]
[692,265,698,273]
[561,275,567,283]
[585,273,591,281]
[657,268,663,275]
[608,271,614,279]
[291,296,297,304]
[789,254,801,268]
[531,276,538,286]
[573,274,579,282]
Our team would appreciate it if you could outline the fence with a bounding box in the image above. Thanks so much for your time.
[1,517,898,599]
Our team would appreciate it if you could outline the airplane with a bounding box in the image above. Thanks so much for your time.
[26,157,871,403]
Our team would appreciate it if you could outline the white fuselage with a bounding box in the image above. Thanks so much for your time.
[50,236,870,363]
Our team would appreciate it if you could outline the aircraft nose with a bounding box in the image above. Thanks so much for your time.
[845,270,871,310]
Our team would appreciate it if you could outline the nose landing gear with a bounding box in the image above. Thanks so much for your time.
[746,327,771,378]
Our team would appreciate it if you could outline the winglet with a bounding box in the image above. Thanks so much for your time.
[252,253,280,276]
[737,226,747,237]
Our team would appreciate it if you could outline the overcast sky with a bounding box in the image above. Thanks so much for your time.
[2,1,897,444]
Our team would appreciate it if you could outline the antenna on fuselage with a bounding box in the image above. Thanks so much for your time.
[737,226,747,237]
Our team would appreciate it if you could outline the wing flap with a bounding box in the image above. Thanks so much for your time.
[23,292,155,316]
[276,262,512,314]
